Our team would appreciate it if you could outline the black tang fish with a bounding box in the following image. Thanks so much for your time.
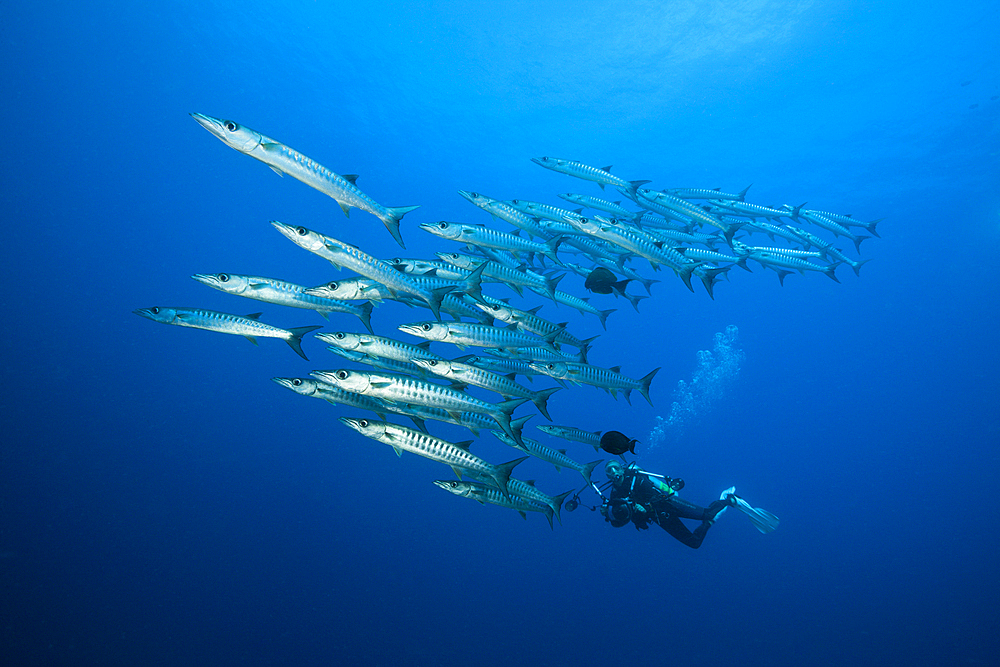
[600,430,638,456]
[585,267,631,295]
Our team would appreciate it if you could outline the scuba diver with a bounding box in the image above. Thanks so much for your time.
[596,460,779,548]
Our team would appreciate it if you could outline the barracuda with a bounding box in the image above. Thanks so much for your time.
[557,192,639,219]
[662,184,752,201]
[802,209,882,237]
[271,221,454,320]
[433,479,558,528]
[564,214,700,292]
[271,377,392,419]
[325,347,447,384]
[458,191,549,238]
[707,198,800,222]
[398,320,559,351]
[190,113,417,248]
[389,404,533,438]
[315,369,529,445]
[420,221,564,263]
[677,247,750,273]
[741,220,811,247]
[463,473,575,526]
[387,257,473,282]
[744,249,841,285]
[641,191,740,243]
[525,285,616,330]
[436,252,562,299]
[339,417,527,497]
[461,355,545,383]
[192,273,374,333]
[536,424,603,452]
[491,431,603,486]
[304,277,396,302]
[133,307,320,360]
[410,358,560,420]
[316,331,446,364]
[531,157,650,196]
[506,198,587,226]
[799,210,869,253]
[529,361,659,406]
[472,299,597,359]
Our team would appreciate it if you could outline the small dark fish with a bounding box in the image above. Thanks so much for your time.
[960,80,972,87]
[600,430,638,456]
[969,104,979,109]
[585,267,632,296]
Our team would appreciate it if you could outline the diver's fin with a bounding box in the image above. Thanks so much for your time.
[725,488,780,534]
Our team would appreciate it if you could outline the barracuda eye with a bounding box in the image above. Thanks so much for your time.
[334,332,345,340]
[359,419,369,427]
[327,281,338,290]
[390,258,402,264]
[337,371,349,380]
[218,273,229,282]
[421,323,432,332]
[295,227,308,236]
[437,222,448,229]
[511,199,520,204]
[490,304,501,312]
[427,360,437,366]
[449,481,458,488]
[546,364,556,370]
[151,307,160,314]
[292,378,302,386]
[224,121,239,132]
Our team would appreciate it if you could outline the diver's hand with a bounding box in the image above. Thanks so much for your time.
[634,503,646,516]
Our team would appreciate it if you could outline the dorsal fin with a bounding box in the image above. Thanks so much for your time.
[343,174,360,185]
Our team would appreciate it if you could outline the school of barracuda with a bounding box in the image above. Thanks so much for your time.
[134,113,880,528]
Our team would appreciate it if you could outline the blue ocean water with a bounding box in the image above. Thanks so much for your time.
[2,1,998,665]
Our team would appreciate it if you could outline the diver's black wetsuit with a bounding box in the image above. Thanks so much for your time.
[604,467,730,549]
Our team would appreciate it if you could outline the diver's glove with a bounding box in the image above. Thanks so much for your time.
[633,503,647,516]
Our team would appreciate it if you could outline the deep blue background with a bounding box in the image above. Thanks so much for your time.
[3,2,998,665]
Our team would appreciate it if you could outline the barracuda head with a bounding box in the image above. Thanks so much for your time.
[190,113,262,154]
[398,321,450,342]
[433,479,475,498]
[458,190,492,206]
[530,361,569,379]
[339,416,388,440]
[191,272,250,295]
[271,377,321,398]
[473,301,514,323]
[436,251,476,270]
[410,358,451,376]
[270,221,330,255]
[315,331,364,352]
[419,221,463,241]
[133,306,180,324]
[312,369,372,394]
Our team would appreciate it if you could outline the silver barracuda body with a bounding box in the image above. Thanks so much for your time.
[529,361,659,406]
[271,221,453,320]
[315,369,528,445]
[192,273,373,332]
[133,307,320,360]
[190,113,416,247]
[340,417,526,496]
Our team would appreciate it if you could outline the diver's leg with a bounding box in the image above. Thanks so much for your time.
[657,514,705,549]
[666,496,729,521]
